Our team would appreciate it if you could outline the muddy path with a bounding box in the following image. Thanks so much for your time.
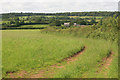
[63,46,85,63]
[7,46,86,78]
[96,51,114,76]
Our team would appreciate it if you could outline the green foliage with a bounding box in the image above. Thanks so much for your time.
[76,20,87,25]
[89,18,97,25]
[15,20,20,26]
[55,20,61,26]
[45,16,118,42]
[35,18,42,23]
[88,16,118,42]
[2,12,118,18]
[49,20,61,26]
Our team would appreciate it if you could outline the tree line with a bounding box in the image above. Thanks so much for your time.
[2,11,119,19]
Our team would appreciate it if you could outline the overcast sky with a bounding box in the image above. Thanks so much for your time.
[0,0,119,13]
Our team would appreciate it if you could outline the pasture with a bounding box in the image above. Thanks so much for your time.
[20,24,49,28]
[2,30,84,77]
[69,16,103,19]
[0,21,2,24]
[2,30,118,78]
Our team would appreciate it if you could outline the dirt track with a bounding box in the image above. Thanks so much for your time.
[7,47,114,78]
[8,46,86,78]
[96,51,114,74]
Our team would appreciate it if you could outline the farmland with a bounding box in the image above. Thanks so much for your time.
[20,24,48,28]
[1,12,119,78]
[2,12,107,29]
[2,30,84,77]
[2,30,118,78]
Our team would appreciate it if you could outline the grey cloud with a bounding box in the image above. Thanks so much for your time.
[1,1,118,13]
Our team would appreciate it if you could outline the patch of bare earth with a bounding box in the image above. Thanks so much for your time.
[30,70,45,78]
[96,51,114,76]
[51,46,86,69]
[63,46,85,64]
[7,46,86,78]
[7,71,27,78]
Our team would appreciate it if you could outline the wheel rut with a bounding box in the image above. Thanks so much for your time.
[7,46,86,78]
[96,51,114,75]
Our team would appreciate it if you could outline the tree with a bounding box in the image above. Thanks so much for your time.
[20,20,24,24]
[49,21,56,26]
[99,19,102,25]
[55,20,61,26]
[15,20,20,26]
[90,18,96,25]
[49,18,55,23]
[35,18,42,23]
[76,20,87,25]
[10,20,15,24]
[49,20,61,26]
[80,20,87,25]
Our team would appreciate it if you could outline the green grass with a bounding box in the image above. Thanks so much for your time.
[107,43,118,78]
[39,30,118,78]
[19,16,61,20]
[20,24,49,28]
[2,30,84,77]
[41,28,118,78]
[2,30,118,78]
[19,16,29,20]
[0,21,2,24]
[2,21,10,23]
[54,38,117,78]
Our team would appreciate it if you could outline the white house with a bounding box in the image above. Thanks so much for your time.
[73,23,80,26]
[64,23,70,27]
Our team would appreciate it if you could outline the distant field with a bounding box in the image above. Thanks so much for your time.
[69,16,103,19]
[0,21,2,24]
[2,21,10,23]
[19,16,53,18]
[19,16,103,18]
[2,30,118,78]
[20,24,49,28]
[19,16,30,19]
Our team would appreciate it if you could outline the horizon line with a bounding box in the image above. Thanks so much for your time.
[0,11,118,14]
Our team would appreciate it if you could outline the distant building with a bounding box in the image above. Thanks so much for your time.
[74,23,77,26]
[73,23,80,27]
[64,23,70,27]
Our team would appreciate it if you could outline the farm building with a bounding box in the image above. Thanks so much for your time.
[73,23,80,26]
[64,23,70,27]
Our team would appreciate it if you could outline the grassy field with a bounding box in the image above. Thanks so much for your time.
[69,16,103,19]
[1,21,10,24]
[20,24,49,28]
[2,30,84,77]
[2,30,118,78]
[54,39,118,78]
[0,21,2,24]
[2,24,49,29]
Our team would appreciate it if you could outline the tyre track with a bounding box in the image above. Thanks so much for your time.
[7,46,86,78]
[96,51,114,74]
